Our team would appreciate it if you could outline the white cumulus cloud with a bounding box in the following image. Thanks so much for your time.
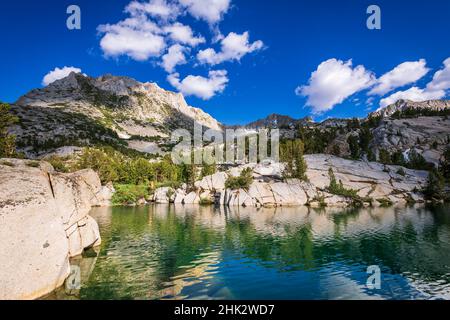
[164,22,205,47]
[97,0,264,100]
[179,0,231,24]
[369,59,430,96]
[426,57,450,92]
[379,57,450,108]
[197,31,263,65]
[125,0,180,20]
[98,16,165,61]
[167,70,229,99]
[296,59,375,114]
[42,66,83,86]
[161,44,188,73]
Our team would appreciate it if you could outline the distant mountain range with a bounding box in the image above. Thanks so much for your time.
[7,72,450,162]
[231,114,313,130]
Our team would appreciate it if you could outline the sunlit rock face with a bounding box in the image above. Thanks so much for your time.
[370,116,450,166]
[0,159,110,300]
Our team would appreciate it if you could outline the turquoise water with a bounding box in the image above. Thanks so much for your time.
[51,205,450,300]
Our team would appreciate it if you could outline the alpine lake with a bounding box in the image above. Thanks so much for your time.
[46,204,450,300]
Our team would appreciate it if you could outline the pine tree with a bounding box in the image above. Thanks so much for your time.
[378,148,391,165]
[440,147,450,180]
[293,140,308,181]
[423,169,445,200]
[347,135,361,159]
[0,103,18,158]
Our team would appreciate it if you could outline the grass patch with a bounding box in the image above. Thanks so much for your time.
[26,161,40,168]
[0,160,14,167]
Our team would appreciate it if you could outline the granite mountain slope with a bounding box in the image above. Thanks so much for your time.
[10,73,222,157]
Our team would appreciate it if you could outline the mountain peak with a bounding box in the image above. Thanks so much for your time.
[11,73,223,157]
[242,113,313,129]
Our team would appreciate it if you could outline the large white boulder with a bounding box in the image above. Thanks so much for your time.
[0,159,104,300]
[248,182,277,207]
[153,187,175,204]
[253,161,284,179]
[270,180,308,206]
[183,191,200,204]
[196,172,228,191]
[174,189,186,204]
[96,182,115,207]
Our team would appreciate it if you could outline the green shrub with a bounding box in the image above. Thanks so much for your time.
[347,135,361,160]
[377,198,393,207]
[199,197,214,206]
[46,156,70,173]
[396,168,406,176]
[311,195,327,208]
[281,139,308,181]
[391,151,406,166]
[440,147,450,180]
[367,149,376,162]
[74,148,181,185]
[327,168,369,207]
[112,184,151,206]
[201,162,216,178]
[225,168,253,190]
[327,168,358,198]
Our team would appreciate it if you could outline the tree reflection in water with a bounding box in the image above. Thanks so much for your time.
[50,204,450,300]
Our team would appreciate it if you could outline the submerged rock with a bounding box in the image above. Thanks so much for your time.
[0,159,106,300]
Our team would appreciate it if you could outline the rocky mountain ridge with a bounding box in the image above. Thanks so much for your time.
[235,113,313,130]
[7,72,450,164]
[369,99,450,118]
[10,72,222,157]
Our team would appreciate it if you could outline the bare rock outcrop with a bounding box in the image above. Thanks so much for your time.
[0,159,110,300]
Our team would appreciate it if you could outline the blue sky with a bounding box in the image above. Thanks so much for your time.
[1,0,449,125]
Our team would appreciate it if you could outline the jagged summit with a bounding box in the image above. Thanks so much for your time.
[238,113,313,129]
[17,72,222,132]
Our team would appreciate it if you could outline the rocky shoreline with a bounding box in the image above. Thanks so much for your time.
[0,159,113,300]
[151,155,429,208]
